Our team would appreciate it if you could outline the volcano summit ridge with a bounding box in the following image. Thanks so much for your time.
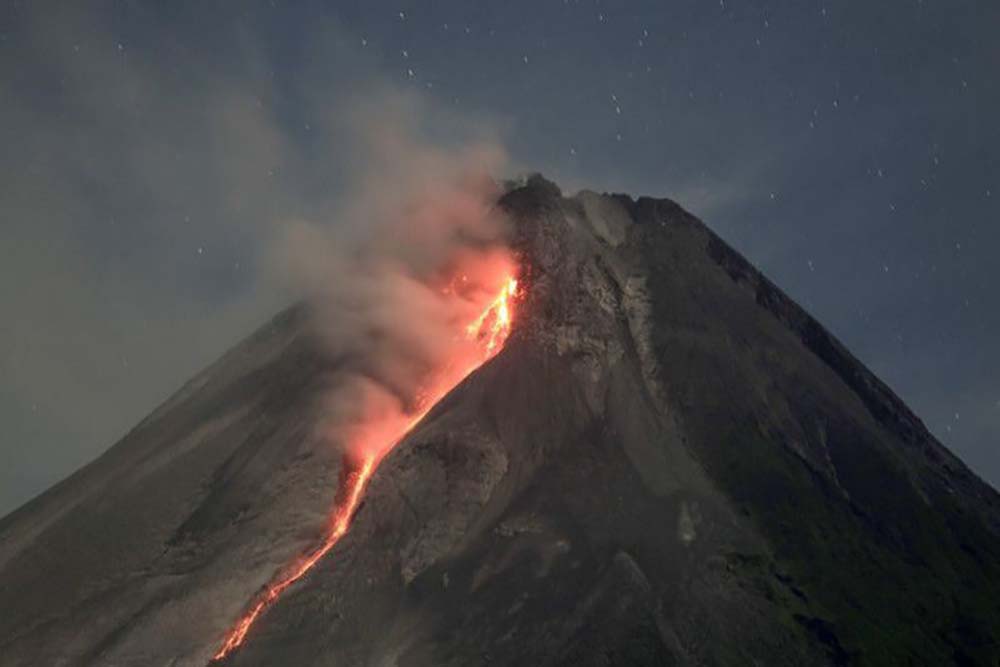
[1,175,998,666]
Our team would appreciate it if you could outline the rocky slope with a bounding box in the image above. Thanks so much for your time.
[1,175,997,666]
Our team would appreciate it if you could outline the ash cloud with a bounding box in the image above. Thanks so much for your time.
[0,4,514,514]
[273,93,515,461]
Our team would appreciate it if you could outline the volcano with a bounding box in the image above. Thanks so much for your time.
[1,175,998,666]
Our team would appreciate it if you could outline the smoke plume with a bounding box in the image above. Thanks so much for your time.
[274,92,516,463]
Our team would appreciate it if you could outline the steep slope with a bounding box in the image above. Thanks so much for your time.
[1,176,998,666]
[0,306,347,664]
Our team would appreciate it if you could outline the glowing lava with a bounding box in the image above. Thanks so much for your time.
[466,278,518,355]
[212,275,520,663]
[211,458,375,661]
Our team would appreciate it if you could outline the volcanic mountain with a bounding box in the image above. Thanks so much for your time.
[1,176,998,666]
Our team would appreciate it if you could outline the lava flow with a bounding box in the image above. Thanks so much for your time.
[212,275,520,663]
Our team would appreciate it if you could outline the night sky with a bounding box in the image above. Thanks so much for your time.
[1,0,997,515]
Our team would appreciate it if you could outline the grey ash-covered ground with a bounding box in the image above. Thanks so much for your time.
[1,176,998,666]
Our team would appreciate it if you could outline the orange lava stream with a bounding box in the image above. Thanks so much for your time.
[212,276,519,662]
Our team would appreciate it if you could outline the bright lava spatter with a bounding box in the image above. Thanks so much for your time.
[212,276,519,663]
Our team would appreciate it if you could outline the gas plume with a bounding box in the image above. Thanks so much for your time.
[275,96,516,464]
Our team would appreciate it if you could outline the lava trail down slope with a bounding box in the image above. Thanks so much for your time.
[212,277,519,662]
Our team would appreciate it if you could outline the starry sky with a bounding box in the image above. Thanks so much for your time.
[1,0,997,515]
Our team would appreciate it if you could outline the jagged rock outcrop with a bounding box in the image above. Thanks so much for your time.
[1,176,998,666]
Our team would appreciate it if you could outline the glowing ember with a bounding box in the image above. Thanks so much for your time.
[211,274,520,663]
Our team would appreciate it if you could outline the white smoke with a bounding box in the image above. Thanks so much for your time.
[273,89,516,462]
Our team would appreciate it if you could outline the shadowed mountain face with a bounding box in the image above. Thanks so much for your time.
[1,176,998,666]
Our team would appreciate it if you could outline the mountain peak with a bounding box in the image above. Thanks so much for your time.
[2,178,998,666]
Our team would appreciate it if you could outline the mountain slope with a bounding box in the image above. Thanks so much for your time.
[1,175,997,666]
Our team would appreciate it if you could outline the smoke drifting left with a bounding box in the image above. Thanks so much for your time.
[273,91,516,465]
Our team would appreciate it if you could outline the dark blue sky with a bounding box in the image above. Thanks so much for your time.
[1,0,997,514]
